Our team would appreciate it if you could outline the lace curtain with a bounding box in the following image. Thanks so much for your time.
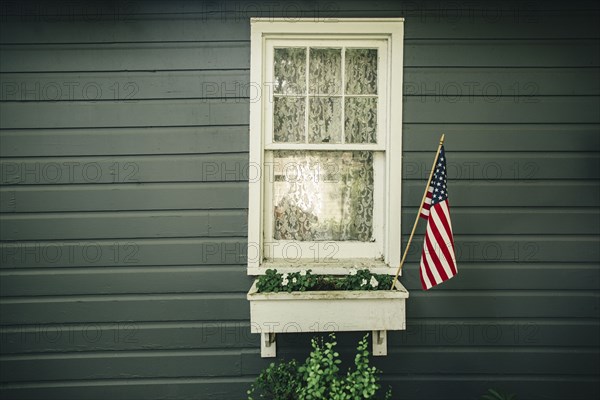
[270,47,378,242]
[273,47,378,144]
[273,151,374,242]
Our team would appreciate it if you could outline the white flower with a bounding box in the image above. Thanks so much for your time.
[300,270,307,276]
[282,273,290,286]
[361,279,368,286]
[349,268,358,276]
[370,276,379,288]
[291,277,297,284]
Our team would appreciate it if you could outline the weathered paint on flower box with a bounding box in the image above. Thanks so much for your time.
[247,280,409,357]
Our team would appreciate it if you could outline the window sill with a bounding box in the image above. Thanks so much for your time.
[248,258,396,276]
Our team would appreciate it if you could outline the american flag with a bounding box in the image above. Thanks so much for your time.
[419,146,457,290]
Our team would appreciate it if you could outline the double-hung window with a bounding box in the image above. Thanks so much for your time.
[248,19,404,275]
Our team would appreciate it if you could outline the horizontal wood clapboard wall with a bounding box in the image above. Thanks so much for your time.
[0,1,599,399]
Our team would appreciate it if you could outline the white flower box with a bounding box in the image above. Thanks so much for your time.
[247,280,409,357]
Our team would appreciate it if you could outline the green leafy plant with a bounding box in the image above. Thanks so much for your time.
[481,388,517,400]
[336,269,393,291]
[247,334,392,400]
[256,269,284,293]
[247,359,301,400]
[256,269,395,293]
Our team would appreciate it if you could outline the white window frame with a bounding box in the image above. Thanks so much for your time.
[248,18,404,276]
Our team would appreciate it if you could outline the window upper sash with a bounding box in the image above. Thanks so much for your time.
[264,39,389,151]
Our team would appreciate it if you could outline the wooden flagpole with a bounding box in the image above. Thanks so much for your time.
[390,134,445,290]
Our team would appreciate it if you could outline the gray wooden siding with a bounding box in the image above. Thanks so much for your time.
[1,1,598,399]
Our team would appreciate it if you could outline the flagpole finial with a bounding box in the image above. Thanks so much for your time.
[440,133,445,145]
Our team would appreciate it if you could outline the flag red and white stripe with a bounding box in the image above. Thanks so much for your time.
[420,186,433,218]
[419,146,457,290]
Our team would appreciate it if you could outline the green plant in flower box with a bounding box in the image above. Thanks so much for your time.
[256,269,394,293]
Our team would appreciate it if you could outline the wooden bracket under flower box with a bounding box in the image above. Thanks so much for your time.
[247,280,409,357]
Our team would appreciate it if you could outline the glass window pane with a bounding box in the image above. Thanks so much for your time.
[345,48,378,95]
[274,48,306,94]
[274,97,306,143]
[273,151,374,241]
[309,97,342,143]
[309,48,342,95]
[345,97,377,143]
